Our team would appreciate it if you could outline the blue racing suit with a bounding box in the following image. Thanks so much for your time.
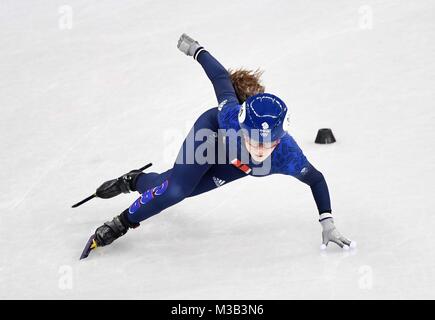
[126,50,331,224]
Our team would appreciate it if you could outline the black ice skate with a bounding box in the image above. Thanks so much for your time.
[72,163,152,208]
[95,169,143,198]
[80,210,139,260]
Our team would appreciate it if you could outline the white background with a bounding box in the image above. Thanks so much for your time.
[0,0,434,299]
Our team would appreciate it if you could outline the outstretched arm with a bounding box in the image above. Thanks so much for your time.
[177,33,238,104]
[279,137,353,249]
[294,162,331,215]
[295,163,353,249]
[196,51,239,105]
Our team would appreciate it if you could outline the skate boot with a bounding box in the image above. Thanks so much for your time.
[95,169,143,199]
[80,210,139,260]
[71,163,151,208]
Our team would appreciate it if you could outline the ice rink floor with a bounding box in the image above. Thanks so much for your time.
[1,0,434,299]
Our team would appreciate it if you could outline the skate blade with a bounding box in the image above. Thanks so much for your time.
[80,235,98,260]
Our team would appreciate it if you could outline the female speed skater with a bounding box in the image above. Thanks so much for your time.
[79,34,354,259]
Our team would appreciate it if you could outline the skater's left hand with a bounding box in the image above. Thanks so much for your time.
[319,214,353,249]
[177,33,202,57]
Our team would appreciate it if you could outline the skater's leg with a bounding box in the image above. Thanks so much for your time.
[84,108,223,253]
[134,169,172,194]
[126,108,220,224]
[187,164,247,197]
[127,161,212,224]
[85,158,213,253]
[134,161,248,197]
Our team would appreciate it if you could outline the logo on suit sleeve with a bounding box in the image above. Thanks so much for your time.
[218,99,228,111]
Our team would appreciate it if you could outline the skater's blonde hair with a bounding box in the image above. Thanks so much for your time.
[228,68,265,103]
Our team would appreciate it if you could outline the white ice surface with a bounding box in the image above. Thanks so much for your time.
[1,0,435,299]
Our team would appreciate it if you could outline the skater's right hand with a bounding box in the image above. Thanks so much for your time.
[177,33,202,57]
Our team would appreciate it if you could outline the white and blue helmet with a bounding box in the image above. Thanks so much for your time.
[238,93,290,143]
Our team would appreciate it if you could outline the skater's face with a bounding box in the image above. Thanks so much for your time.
[243,135,280,162]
